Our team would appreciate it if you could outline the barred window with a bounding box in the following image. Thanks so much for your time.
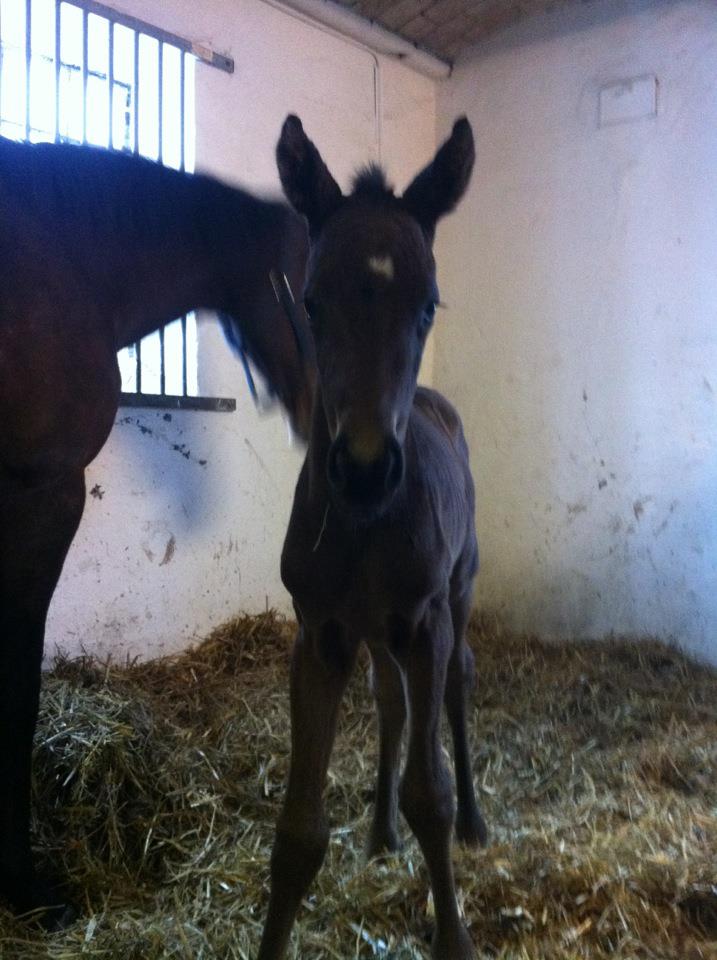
[0,0,234,410]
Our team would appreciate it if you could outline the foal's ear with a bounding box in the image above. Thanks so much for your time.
[276,115,343,236]
[401,117,475,237]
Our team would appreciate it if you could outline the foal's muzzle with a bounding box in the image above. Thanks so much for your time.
[327,433,404,514]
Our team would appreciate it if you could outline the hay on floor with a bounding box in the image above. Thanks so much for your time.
[0,612,715,959]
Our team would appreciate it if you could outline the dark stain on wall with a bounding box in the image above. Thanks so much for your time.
[159,535,177,566]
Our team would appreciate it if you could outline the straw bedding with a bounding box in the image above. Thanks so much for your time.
[0,612,714,959]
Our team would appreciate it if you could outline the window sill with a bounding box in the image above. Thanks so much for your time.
[119,392,236,413]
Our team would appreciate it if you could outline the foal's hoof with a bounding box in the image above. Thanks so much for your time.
[455,808,488,848]
[366,827,403,860]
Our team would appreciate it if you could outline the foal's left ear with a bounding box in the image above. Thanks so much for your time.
[276,115,343,237]
[401,117,475,237]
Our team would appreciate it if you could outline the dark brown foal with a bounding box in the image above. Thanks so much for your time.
[258,116,486,960]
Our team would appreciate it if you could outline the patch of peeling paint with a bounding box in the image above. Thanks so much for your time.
[633,497,653,521]
[116,416,208,467]
[159,535,176,566]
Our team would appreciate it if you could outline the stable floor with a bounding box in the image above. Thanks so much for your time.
[1,613,715,959]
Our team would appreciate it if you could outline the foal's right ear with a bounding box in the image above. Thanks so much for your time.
[276,115,343,237]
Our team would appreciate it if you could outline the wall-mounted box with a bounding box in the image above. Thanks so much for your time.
[598,75,658,127]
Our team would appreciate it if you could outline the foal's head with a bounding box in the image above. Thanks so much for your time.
[276,115,475,517]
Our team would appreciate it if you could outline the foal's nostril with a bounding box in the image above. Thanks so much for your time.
[384,437,404,493]
[327,433,403,507]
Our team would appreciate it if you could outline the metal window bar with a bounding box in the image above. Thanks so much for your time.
[0,0,235,412]
[23,0,30,139]
[54,2,60,140]
[81,6,87,144]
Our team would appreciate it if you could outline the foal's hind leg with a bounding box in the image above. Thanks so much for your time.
[366,644,406,857]
[257,621,358,960]
[399,601,474,960]
[446,589,487,847]
[0,470,85,925]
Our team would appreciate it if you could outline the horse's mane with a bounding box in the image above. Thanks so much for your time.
[0,136,257,249]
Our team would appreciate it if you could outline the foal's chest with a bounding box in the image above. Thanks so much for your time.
[282,503,444,636]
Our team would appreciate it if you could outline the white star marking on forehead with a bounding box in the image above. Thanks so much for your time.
[367,254,394,281]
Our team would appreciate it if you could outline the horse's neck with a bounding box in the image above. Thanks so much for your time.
[106,246,206,349]
[105,183,235,349]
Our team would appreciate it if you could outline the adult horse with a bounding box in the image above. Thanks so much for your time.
[258,116,485,960]
[0,135,313,923]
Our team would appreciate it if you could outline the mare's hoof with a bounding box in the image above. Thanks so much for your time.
[431,924,475,960]
[22,899,77,932]
[366,827,403,860]
[0,873,77,931]
[455,809,488,848]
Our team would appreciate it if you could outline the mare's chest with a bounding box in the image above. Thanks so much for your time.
[0,200,121,476]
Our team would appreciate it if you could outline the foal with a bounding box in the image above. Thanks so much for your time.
[258,116,486,960]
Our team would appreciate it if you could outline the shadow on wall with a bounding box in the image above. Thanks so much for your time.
[462,0,683,59]
[110,407,220,534]
[476,454,717,657]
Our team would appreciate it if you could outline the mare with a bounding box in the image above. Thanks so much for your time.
[0,136,313,923]
[257,116,486,960]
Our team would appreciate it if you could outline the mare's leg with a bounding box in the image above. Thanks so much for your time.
[446,589,487,847]
[257,620,358,960]
[0,470,85,923]
[366,644,406,857]
[398,600,474,960]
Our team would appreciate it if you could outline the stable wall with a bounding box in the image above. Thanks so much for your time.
[434,0,717,662]
[45,0,435,661]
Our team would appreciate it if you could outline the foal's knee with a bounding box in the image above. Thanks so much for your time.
[270,817,330,895]
[399,764,455,839]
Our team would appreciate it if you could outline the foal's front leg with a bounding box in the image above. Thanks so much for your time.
[367,644,406,857]
[399,600,475,960]
[446,589,487,847]
[257,620,357,960]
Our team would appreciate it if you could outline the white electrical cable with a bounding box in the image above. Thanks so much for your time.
[260,0,390,163]
[269,0,451,80]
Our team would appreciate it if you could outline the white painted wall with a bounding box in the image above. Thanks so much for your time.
[48,0,715,666]
[46,0,435,661]
[434,0,717,662]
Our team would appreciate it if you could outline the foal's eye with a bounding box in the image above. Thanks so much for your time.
[419,302,436,336]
